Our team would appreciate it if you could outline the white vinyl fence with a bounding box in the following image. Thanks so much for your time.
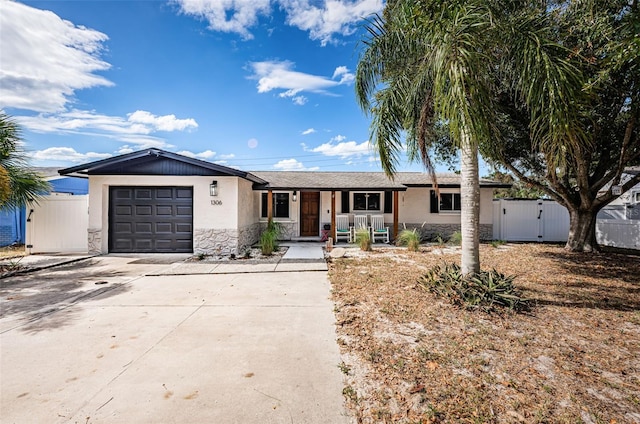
[493,199,570,242]
[25,194,88,253]
[596,220,640,250]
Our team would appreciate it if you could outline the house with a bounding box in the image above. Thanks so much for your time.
[597,167,640,220]
[0,169,88,247]
[59,148,508,255]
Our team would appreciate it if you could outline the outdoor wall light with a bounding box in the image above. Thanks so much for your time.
[210,180,218,196]
[292,190,297,202]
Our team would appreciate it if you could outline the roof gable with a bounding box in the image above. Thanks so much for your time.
[59,149,266,183]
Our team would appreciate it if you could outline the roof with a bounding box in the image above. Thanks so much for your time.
[250,171,407,191]
[58,148,267,184]
[251,171,511,190]
[56,149,510,190]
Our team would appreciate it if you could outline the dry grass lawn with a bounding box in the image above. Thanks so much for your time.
[329,243,640,423]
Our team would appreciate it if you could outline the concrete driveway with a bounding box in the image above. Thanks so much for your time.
[0,256,350,423]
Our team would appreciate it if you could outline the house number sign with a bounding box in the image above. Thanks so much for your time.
[211,200,223,206]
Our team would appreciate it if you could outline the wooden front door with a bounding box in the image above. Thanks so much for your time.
[300,191,320,237]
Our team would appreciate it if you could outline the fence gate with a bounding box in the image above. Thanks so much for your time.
[25,194,89,253]
[493,199,570,242]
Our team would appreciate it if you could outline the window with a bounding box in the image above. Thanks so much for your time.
[635,192,640,203]
[439,193,461,212]
[261,192,290,218]
[353,193,380,211]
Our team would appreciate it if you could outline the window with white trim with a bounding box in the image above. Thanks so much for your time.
[353,192,381,211]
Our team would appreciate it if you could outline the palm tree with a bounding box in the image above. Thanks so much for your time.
[355,0,584,275]
[0,113,50,209]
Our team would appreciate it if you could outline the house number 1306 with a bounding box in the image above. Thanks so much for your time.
[211,200,223,206]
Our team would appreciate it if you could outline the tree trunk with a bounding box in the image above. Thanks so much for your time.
[460,135,481,275]
[565,207,600,252]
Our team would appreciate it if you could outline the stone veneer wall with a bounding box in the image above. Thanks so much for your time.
[402,223,493,241]
[238,222,261,252]
[194,228,237,256]
[194,223,262,256]
[88,228,102,254]
[259,221,297,240]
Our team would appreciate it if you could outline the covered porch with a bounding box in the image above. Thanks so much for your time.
[251,171,407,243]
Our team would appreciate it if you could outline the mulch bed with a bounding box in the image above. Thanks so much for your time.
[329,243,640,423]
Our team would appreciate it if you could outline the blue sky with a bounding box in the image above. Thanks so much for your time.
[1,0,464,173]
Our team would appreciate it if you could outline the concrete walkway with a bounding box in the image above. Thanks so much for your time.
[1,244,327,279]
[0,256,350,423]
[150,244,327,276]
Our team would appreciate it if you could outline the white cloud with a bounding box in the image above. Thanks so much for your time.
[175,0,271,40]
[128,111,198,132]
[292,96,308,105]
[0,1,112,113]
[332,66,355,84]
[273,158,319,171]
[248,60,352,103]
[16,109,196,149]
[281,0,383,45]
[302,128,316,135]
[219,153,236,159]
[176,149,216,159]
[174,0,382,45]
[306,135,372,158]
[30,147,112,163]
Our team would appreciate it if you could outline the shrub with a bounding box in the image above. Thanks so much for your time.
[490,239,506,248]
[448,230,462,245]
[260,219,282,255]
[418,263,529,312]
[396,228,421,252]
[355,227,372,251]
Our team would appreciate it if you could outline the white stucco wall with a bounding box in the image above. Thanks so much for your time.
[88,175,243,253]
[237,178,256,228]
[398,187,493,225]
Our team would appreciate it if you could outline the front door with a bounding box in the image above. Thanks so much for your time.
[300,191,320,237]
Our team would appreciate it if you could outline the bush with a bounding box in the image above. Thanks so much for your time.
[355,227,372,251]
[396,228,421,252]
[418,263,529,312]
[448,230,462,245]
[260,219,282,255]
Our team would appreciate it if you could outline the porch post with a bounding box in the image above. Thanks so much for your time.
[267,189,273,221]
[393,190,399,241]
[331,191,336,240]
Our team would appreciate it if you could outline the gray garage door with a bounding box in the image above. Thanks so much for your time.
[109,186,193,253]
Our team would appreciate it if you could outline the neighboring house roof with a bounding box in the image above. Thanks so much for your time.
[58,148,267,184]
[251,171,511,190]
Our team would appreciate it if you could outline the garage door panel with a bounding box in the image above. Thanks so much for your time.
[135,205,153,215]
[113,189,132,200]
[155,222,172,233]
[114,222,133,233]
[156,205,173,215]
[115,205,132,216]
[176,188,192,198]
[113,239,133,250]
[175,223,192,233]
[135,189,152,199]
[134,239,153,250]
[109,186,193,253]
[176,207,191,217]
[156,188,173,198]
[135,222,153,234]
